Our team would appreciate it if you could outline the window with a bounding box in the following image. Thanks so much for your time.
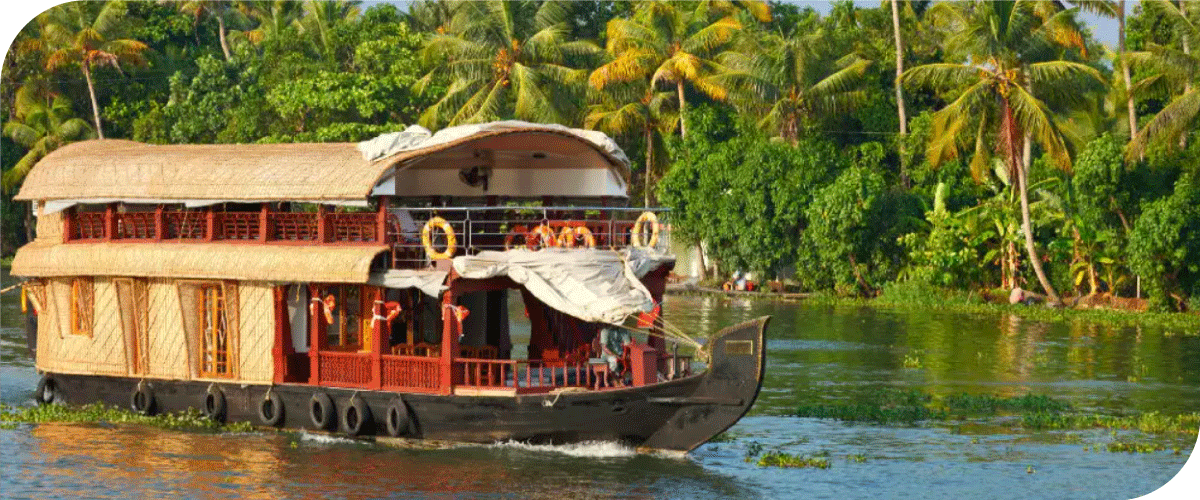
[70,278,94,336]
[198,283,235,378]
[319,285,377,352]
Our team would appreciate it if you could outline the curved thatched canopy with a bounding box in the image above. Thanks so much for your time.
[14,126,630,204]
[11,241,388,283]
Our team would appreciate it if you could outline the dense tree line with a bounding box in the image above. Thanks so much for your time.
[3,1,1200,311]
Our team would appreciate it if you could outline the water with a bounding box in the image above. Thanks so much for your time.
[2,271,1198,499]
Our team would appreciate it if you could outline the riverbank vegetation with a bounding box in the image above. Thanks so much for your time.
[4,1,1200,312]
[0,402,256,432]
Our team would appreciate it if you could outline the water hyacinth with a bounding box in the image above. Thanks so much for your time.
[0,403,256,433]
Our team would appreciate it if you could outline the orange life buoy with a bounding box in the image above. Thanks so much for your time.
[421,216,457,259]
[530,224,558,249]
[574,226,596,248]
[631,211,660,248]
[557,226,597,248]
[323,295,337,324]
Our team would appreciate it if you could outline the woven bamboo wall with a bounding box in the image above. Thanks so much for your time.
[36,276,279,385]
[35,278,128,376]
[145,279,192,380]
[35,207,61,242]
[235,282,274,383]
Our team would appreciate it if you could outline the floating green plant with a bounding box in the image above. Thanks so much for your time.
[1022,411,1200,436]
[0,403,256,433]
[847,454,867,463]
[756,451,831,469]
[1106,441,1167,454]
[942,393,1071,416]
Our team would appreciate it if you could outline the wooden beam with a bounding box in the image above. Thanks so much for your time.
[259,203,270,242]
[105,203,117,241]
[317,205,328,244]
[309,285,321,385]
[154,205,165,241]
[273,286,288,384]
[439,290,456,395]
[370,287,384,390]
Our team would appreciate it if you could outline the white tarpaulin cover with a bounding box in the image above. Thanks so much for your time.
[367,269,448,298]
[357,120,630,167]
[452,248,661,325]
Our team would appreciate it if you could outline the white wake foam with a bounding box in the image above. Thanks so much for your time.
[298,431,363,445]
[489,440,638,458]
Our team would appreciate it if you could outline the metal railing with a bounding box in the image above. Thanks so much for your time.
[387,206,671,269]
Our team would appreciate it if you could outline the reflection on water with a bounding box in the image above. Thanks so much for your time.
[2,266,1198,498]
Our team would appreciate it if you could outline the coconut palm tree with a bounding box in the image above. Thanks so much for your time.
[165,0,238,61]
[38,1,147,140]
[237,0,305,46]
[299,0,362,62]
[586,79,679,207]
[719,29,871,144]
[417,0,598,128]
[3,83,94,193]
[1125,0,1200,159]
[902,0,1104,305]
[589,1,744,139]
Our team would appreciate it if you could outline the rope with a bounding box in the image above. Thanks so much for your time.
[0,280,28,295]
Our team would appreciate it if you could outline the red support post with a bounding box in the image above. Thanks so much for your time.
[273,286,288,384]
[440,291,457,395]
[104,203,117,241]
[205,208,216,242]
[154,205,165,241]
[317,205,328,244]
[259,203,270,242]
[370,288,384,390]
[63,207,74,243]
[309,285,322,385]
[376,196,389,244]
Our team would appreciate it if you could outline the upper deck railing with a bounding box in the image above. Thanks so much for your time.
[61,203,671,269]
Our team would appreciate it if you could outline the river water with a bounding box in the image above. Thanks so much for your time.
[2,273,1198,499]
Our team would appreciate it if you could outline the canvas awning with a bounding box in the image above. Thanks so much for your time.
[10,241,388,284]
[451,248,666,325]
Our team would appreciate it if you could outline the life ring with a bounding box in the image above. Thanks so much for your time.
[131,384,156,415]
[384,301,402,329]
[310,392,336,431]
[341,395,373,436]
[203,385,227,422]
[259,391,286,427]
[530,224,558,249]
[504,225,529,250]
[385,397,412,437]
[557,226,597,248]
[421,216,457,259]
[35,375,57,405]
[631,211,660,248]
[722,281,734,292]
[323,295,337,324]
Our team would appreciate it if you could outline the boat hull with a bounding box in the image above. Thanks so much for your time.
[35,317,770,452]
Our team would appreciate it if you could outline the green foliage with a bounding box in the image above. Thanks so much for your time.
[0,403,255,433]
[1127,174,1200,311]
[798,143,919,293]
[659,106,843,278]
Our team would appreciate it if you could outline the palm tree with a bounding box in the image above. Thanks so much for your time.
[1125,0,1200,159]
[902,1,1104,305]
[3,83,94,193]
[38,1,147,140]
[589,1,744,139]
[586,80,679,207]
[417,0,598,128]
[165,0,238,61]
[719,29,871,144]
[299,0,362,62]
[891,0,908,142]
[237,0,305,46]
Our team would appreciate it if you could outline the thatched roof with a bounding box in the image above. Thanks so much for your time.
[14,127,630,203]
[11,241,387,283]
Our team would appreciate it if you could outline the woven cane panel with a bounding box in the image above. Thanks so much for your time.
[236,282,273,383]
[35,279,125,376]
[146,279,191,380]
[35,210,62,242]
[34,280,65,372]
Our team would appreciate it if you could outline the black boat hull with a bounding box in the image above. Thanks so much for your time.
[34,317,769,452]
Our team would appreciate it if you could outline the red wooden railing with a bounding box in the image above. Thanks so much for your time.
[272,213,319,241]
[316,351,372,388]
[115,212,156,239]
[455,358,595,392]
[381,355,441,393]
[72,212,107,240]
[329,213,377,242]
[164,211,207,239]
[214,212,261,241]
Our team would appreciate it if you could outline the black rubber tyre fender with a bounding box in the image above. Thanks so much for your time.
[203,386,227,422]
[35,375,56,405]
[341,396,373,436]
[385,397,411,437]
[258,391,285,427]
[130,384,156,416]
[310,392,336,431]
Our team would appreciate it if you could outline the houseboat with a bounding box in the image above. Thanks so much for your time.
[11,121,769,453]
